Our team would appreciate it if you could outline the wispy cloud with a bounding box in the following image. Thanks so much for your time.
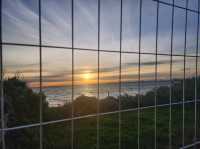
[2,0,198,52]
[2,0,199,87]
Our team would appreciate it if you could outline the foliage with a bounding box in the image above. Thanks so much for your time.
[2,77,200,149]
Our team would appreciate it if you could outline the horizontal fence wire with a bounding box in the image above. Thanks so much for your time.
[153,0,200,14]
[1,42,200,57]
[1,99,199,132]
[180,141,200,149]
[1,0,200,149]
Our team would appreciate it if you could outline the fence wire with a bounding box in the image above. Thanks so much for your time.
[0,0,200,149]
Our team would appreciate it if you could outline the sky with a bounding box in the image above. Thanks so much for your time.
[2,0,199,88]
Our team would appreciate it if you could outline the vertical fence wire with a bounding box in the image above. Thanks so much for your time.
[0,0,5,148]
[97,0,101,148]
[169,0,175,148]
[1,0,200,149]
[119,0,123,148]
[71,0,74,148]
[154,1,159,149]
[138,0,142,148]
[194,0,200,148]
[38,0,43,148]
[182,0,188,147]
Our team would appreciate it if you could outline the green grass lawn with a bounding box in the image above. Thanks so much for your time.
[42,103,198,149]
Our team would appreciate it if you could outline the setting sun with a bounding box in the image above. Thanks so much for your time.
[82,72,92,80]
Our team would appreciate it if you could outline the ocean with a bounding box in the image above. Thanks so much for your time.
[35,81,170,107]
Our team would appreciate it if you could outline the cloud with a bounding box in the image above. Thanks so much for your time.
[2,0,199,87]
[2,0,199,54]
[2,0,39,43]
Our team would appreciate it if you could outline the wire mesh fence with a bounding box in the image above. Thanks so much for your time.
[0,0,200,149]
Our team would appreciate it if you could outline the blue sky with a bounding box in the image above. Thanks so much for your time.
[2,0,199,87]
[2,0,199,52]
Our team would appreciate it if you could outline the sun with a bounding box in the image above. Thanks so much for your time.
[82,72,92,80]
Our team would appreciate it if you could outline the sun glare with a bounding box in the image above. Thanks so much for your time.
[82,72,92,80]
